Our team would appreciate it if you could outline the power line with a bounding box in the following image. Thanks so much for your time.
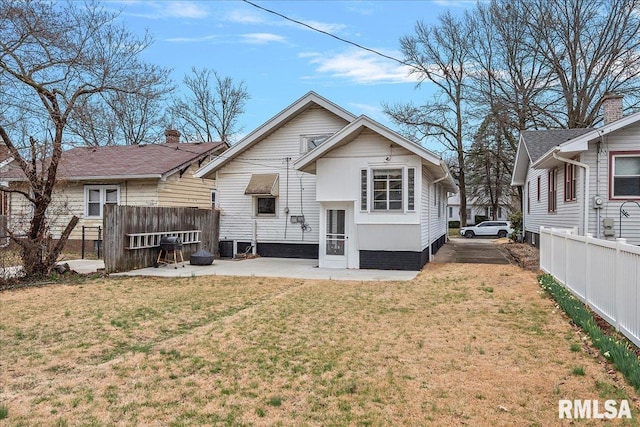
[241,0,411,69]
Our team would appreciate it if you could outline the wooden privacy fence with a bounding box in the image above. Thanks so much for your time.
[103,205,219,273]
[540,226,640,348]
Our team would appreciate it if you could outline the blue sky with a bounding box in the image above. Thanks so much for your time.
[114,1,474,142]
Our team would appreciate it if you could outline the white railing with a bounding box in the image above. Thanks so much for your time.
[540,226,640,347]
[125,230,201,250]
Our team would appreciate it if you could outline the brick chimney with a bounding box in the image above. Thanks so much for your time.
[165,128,180,144]
[602,94,624,125]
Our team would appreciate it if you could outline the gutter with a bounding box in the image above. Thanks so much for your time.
[552,152,590,236]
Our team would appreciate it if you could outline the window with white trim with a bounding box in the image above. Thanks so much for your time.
[360,169,368,211]
[611,152,640,199]
[373,168,403,211]
[84,185,119,218]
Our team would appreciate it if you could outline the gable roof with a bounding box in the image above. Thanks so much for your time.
[294,115,458,193]
[1,142,225,182]
[521,129,594,163]
[194,91,357,178]
[511,128,594,186]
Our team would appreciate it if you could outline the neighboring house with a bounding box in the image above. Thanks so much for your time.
[194,92,457,270]
[511,94,640,246]
[1,131,226,242]
[447,193,511,225]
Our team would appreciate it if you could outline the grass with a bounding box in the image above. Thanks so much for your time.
[1,266,638,425]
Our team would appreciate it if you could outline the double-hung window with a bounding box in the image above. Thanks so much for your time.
[611,152,640,199]
[85,185,119,218]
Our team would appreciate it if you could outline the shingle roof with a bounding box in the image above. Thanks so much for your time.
[521,129,594,163]
[2,142,225,181]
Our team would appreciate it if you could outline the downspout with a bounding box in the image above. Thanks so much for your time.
[552,152,590,236]
[430,165,450,261]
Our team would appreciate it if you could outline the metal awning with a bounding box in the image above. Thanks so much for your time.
[244,173,279,196]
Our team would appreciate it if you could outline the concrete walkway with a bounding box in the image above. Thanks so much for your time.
[432,236,512,264]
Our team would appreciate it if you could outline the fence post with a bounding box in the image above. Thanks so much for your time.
[614,238,627,331]
[585,233,592,305]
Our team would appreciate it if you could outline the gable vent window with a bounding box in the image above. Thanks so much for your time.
[302,134,332,153]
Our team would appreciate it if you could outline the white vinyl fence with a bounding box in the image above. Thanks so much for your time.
[540,226,640,348]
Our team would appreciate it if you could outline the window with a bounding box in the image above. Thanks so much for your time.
[548,169,557,213]
[373,168,403,211]
[611,152,640,199]
[407,168,415,211]
[537,176,541,201]
[527,181,531,214]
[564,162,576,201]
[360,169,368,211]
[256,196,276,216]
[301,134,331,153]
[498,207,503,219]
[211,190,218,209]
[0,190,8,216]
[449,206,453,218]
[84,185,118,218]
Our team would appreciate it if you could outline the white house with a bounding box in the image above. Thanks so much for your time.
[195,92,457,270]
[447,193,511,225]
[511,95,640,246]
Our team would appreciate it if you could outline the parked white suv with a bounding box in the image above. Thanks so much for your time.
[459,221,513,239]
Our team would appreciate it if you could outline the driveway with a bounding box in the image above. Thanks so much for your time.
[432,236,512,264]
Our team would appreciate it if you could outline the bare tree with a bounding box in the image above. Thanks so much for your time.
[384,12,472,226]
[67,79,173,146]
[0,0,166,277]
[171,67,250,144]
[522,0,640,128]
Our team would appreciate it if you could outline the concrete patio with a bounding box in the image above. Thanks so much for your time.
[57,257,417,282]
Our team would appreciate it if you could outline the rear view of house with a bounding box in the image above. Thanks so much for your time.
[195,92,457,270]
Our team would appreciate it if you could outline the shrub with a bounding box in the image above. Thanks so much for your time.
[508,211,523,242]
[448,220,460,228]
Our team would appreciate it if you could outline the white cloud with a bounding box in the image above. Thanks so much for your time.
[240,33,287,45]
[165,35,218,43]
[224,9,268,24]
[123,1,210,19]
[306,50,418,85]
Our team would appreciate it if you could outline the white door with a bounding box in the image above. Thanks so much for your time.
[324,208,347,268]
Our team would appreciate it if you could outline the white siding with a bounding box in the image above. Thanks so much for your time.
[217,106,349,244]
[585,125,640,244]
[525,120,640,245]
[314,129,423,252]
[420,166,448,252]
